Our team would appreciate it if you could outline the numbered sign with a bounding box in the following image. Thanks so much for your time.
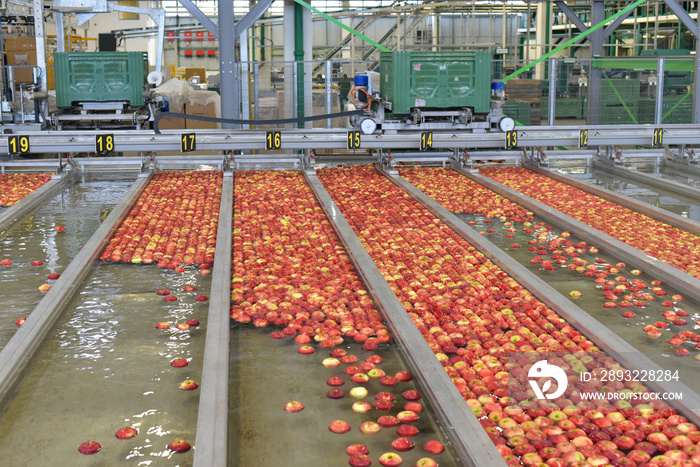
[8,135,29,155]
[505,130,518,149]
[95,134,114,155]
[653,128,663,147]
[579,129,588,148]
[266,131,281,150]
[181,133,196,152]
[347,131,361,150]
[420,132,433,151]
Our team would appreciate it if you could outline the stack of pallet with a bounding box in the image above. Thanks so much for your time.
[504,79,543,125]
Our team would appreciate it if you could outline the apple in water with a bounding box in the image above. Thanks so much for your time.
[284,401,305,413]
[156,289,171,296]
[187,319,200,327]
[366,355,383,365]
[164,295,178,302]
[423,440,444,454]
[380,375,399,386]
[347,444,370,456]
[171,358,188,368]
[376,392,395,402]
[78,440,101,454]
[404,402,423,413]
[327,388,345,399]
[352,373,370,384]
[374,399,393,410]
[360,421,382,435]
[329,420,351,434]
[168,439,191,453]
[30,260,43,266]
[115,427,138,439]
[379,452,403,466]
[402,390,421,401]
[378,415,400,427]
[323,358,341,368]
[195,295,208,302]
[15,317,25,326]
[298,345,315,355]
[327,376,345,387]
[395,371,412,382]
[55,225,65,232]
[183,285,196,292]
[179,379,198,390]
[38,284,51,293]
[352,401,372,414]
[350,387,368,399]
[397,411,419,423]
[349,454,372,467]
[47,273,60,280]
[176,322,190,331]
[156,322,171,329]
[415,458,438,467]
[392,437,415,451]
[368,368,386,379]
[0,259,12,266]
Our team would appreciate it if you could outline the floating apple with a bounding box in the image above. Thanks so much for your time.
[397,411,419,423]
[569,291,582,298]
[115,427,138,439]
[352,401,372,413]
[168,439,191,453]
[171,358,188,368]
[380,375,399,386]
[195,295,208,302]
[378,415,400,427]
[323,358,341,368]
[0,259,11,266]
[284,401,304,413]
[164,295,178,302]
[47,273,60,280]
[395,371,412,382]
[397,425,419,437]
[392,437,415,451]
[55,225,65,232]
[176,322,190,331]
[347,444,370,456]
[352,373,370,384]
[360,421,382,435]
[415,458,438,467]
[349,387,368,399]
[183,285,196,292]
[402,390,421,401]
[156,289,170,296]
[378,452,403,466]
[327,376,345,387]
[329,420,351,434]
[179,379,198,390]
[187,319,200,327]
[77,440,101,455]
[30,260,43,266]
[15,317,25,326]
[327,388,345,399]
[349,454,372,467]
[156,322,170,330]
[298,345,315,355]
[422,440,444,454]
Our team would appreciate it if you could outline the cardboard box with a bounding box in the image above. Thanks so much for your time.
[157,113,186,130]
[185,91,220,129]
[4,37,37,84]
[176,67,207,84]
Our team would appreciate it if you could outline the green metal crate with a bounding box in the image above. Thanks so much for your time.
[54,52,148,108]
[503,100,531,126]
[379,51,492,115]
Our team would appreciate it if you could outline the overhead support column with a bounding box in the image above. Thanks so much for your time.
[587,1,605,125]
[693,6,700,123]
[534,2,551,79]
[663,0,699,36]
[219,0,240,128]
[33,0,48,123]
[178,0,219,38]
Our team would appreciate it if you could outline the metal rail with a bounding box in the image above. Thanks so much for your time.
[382,165,700,425]
[0,176,150,417]
[193,171,233,467]
[4,124,700,153]
[303,170,508,467]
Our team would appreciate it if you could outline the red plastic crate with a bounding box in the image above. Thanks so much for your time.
[207,49,216,57]
[166,30,175,42]
[184,49,193,57]
[208,32,215,41]
[184,31,192,41]
[196,49,205,57]
[195,31,204,41]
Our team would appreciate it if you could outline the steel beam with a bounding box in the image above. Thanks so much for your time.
[392,165,700,424]
[234,0,275,38]
[554,1,588,34]
[193,171,232,467]
[304,170,508,467]
[0,176,150,418]
[178,0,219,38]
[587,1,605,125]
[603,6,635,39]
[663,0,699,37]
[219,0,240,127]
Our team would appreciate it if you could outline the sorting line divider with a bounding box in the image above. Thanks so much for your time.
[406,164,700,424]
[0,169,78,232]
[664,158,700,179]
[193,171,233,467]
[303,170,508,467]
[592,160,700,205]
[0,175,151,416]
[527,162,700,238]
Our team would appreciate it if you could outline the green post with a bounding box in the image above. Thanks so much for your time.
[294,2,304,128]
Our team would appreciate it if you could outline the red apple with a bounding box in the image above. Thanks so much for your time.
[15,317,25,326]
[352,401,372,413]
[330,420,351,434]
[414,458,438,467]
[380,375,399,386]
[347,444,370,456]
[395,371,413,382]
[179,379,198,390]
[349,454,372,467]
[402,390,421,401]
[352,373,370,384]
[327,376,345,387]
[404,402,423,413]
[38,284,51,293]
[115,427,138,439]
[156,322,171,329]
[396,425,419,437]
[397,411,419,423]
[422,440,445,454]
[47,273,60,280]
[55,225,65,231]
[30,260,43,266]
[360,421,382,435]
[176,322,190,331]
[187,319,200,327]
[195,295,208,302]
[168,439,191,453]
[183,285,196,292]
[171,358,188,368]
[0,259,11,266]
[378,415,400,427]
[392,437,415,451]
[378,452,403,466]
[327,388,345,399]
[78,440,102,455]
[298,345,315,354]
